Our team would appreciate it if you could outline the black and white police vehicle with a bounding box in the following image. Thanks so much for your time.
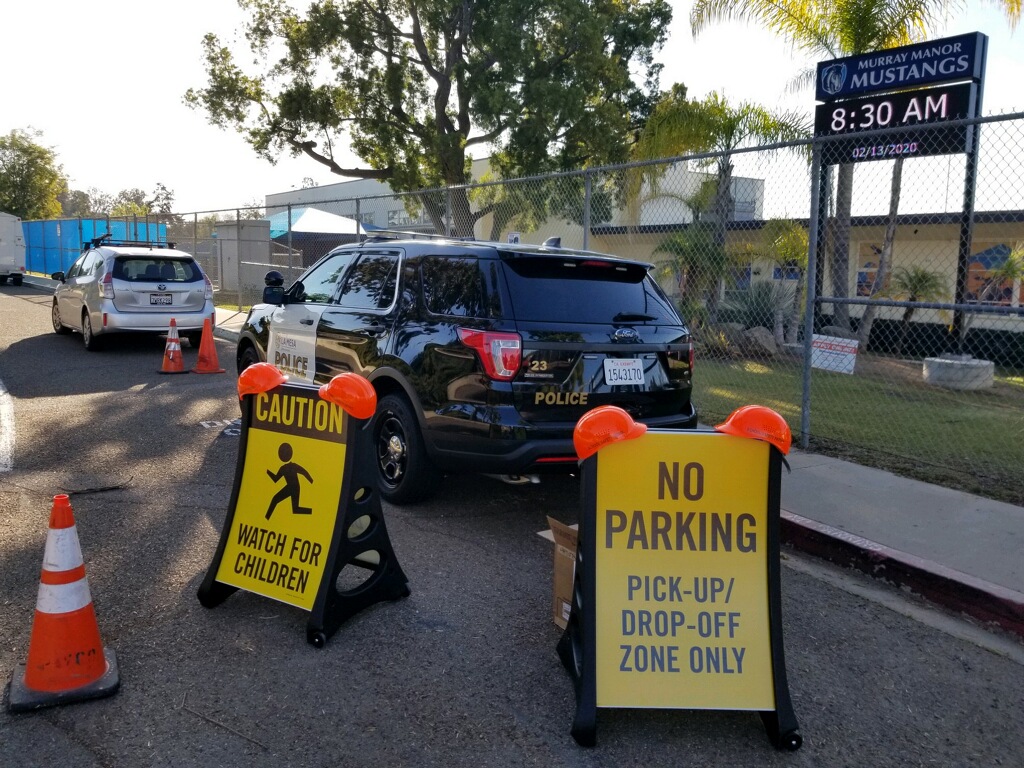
[236,234,697,504]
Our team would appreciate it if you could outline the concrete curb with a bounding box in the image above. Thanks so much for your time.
[781,510,1024,641]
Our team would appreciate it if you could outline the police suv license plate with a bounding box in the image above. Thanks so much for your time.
[150,293,172,305]
[604,358,644,385]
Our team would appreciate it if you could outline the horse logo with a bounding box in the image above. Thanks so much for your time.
[820,63,847,97]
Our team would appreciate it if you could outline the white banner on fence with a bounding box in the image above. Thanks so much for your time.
[811,335,859,374]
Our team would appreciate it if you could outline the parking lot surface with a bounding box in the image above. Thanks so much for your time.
[1,285,1022,767]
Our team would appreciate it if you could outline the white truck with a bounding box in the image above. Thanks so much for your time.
[0,211,27,286]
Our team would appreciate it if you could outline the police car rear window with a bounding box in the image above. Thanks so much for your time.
[113,258,200,282]
[499,256,679,324]
[421,256,491,318]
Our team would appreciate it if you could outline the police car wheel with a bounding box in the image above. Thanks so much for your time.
[52,302,69,334]
[238,344,259,376]
[373,394,442,505]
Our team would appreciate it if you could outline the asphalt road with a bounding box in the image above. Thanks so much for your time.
[1,285,1023,768]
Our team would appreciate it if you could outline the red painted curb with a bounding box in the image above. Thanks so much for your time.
[781,510,1024,641]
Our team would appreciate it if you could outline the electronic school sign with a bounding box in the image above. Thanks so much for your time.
[813,33,986,166]
[558,415,801,750]
[816,32,986,102]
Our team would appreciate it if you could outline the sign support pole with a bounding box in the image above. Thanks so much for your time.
[556,455,599,746]
[759,451,801,748]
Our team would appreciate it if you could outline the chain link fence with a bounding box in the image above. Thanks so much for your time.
[23,111,1024,503]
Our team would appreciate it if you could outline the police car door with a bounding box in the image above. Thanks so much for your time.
[266,250,355,384]
[316,249,401,378]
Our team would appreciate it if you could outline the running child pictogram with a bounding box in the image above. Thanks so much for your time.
[266,442,314,519]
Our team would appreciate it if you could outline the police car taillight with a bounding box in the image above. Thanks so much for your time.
[101,272,114,299]
[457,328,521,381]
[203,274,213,300]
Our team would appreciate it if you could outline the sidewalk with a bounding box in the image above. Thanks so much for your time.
[163,306,1016,640]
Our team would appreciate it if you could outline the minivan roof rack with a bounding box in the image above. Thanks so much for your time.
[83,236,177,250]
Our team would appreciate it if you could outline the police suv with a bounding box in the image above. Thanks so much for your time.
[236,234,697,504]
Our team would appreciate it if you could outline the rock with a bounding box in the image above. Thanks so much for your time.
[742,326,778,357]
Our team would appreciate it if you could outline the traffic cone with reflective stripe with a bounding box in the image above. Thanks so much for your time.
[8,494,120,712]
[191,317,225,374]
[159,318,187,374]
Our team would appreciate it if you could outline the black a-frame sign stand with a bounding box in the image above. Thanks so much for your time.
[557,442,801,750]
[198,385,409,648]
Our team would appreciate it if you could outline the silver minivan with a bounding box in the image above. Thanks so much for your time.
[51,239,216,350]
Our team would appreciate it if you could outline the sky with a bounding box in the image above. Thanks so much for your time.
[1,1,1020,215]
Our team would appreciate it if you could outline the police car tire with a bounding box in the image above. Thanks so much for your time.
[374,394,442,505]
[238,344,259,376]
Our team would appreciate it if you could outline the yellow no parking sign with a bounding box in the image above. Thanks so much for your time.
[594,433,774,709]
[558,407,801,751]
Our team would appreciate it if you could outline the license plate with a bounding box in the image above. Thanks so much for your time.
[604,358,644,385]
[150,293,172,305]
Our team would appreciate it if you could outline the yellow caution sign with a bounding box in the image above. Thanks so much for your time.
[214,390,347,610]
[594,433,773,709]
[199,371,409,647]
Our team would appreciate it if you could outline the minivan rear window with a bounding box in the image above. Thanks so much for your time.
[114,258,200,282]
[500,256,680,324]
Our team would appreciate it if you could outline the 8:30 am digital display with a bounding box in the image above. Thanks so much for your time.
[814,82,976,164]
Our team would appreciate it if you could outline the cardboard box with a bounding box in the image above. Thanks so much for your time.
[538,517,578,629]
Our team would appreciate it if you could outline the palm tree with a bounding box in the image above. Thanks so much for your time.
[632,87,810,325]
[654,222,730,328]
[690,0,1021,333]
[885,265,950,355]
[756,218,810,343]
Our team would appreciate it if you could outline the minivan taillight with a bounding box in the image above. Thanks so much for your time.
[457,328,522,381]
[101,272,114,299]
[203,274,213,300]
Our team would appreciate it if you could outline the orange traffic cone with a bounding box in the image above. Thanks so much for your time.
[8,495,120,712]
[191,317,225,374]
[159,318,187,374]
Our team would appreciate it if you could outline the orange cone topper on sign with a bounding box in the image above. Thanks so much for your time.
[191,317,225,374]
[8,495,120,712]
[159,318,187,374]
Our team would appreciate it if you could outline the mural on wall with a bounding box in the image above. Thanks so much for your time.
[857,244,886,297]
[967,243,1019,305]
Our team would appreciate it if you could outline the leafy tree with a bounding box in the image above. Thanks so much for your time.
[58,184,178,220]
[58,189,93,218]
[690,0,1021,332]
[0,129,67,219]
[185,0,672,235]
[111,188,150,217]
